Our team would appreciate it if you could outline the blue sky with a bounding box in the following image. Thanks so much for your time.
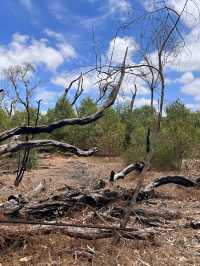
[0,0,200,112]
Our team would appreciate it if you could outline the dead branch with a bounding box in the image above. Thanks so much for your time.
[109,162,145,181]
[143,175,199,193]
[0,186,149,219]
[0,223,155,242]
[130,84,137,111]
[0,140,98,157]
[0,48,128,143]
[1,175,196,220]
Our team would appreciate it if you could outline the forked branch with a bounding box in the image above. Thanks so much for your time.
[0,48,128,143]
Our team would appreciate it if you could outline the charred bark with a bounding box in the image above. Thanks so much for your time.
[109,162,145,181]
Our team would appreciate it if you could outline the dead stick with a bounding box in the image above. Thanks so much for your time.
[0,219,139,232]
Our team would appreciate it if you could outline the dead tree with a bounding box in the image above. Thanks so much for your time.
[2,64,42,185]
[110,0,191,242]
[0,49,128,186]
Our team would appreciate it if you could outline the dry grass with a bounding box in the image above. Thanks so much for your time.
[1,154,200,265]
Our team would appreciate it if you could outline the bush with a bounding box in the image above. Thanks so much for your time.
[2,96,200,172]
[123,127,147,163]
[96,108,125,156]
[123,101,198,171]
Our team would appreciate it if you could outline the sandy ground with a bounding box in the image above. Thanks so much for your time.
[1,154,200,265]
[0,154,123,201]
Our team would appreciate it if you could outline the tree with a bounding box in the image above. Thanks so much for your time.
[0,108,9,131]
[96,108,125,156]
[123,106,156,163]
[46,97,76,144]
[74,97,98,149]
[0,48,128,185]
[154,100,197,169]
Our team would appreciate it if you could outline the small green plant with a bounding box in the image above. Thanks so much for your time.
[26,150,39,169]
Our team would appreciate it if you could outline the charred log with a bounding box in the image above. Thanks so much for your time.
[109,162,145,181]
[1,175,199,220]
[143,175,200,193]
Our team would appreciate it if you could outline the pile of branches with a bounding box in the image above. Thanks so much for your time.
[0,170,200,251]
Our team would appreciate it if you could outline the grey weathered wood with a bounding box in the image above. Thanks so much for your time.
[0,140,98,157]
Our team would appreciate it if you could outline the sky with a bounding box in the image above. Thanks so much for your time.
[0,0,200,112]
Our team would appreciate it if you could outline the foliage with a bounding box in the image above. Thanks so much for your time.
[154,100,198,170]
[1,96,200,171]
[124,100,199,170]
[46,96,76,144]
[74,97,98,149]
[96,108,125,156]
[0,108,10,131]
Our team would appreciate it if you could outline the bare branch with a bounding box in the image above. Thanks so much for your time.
[0,48,128,143]
[0,140,98,157]
[130,84,137,111]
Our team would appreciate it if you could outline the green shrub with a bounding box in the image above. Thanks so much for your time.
[14,149,39,170]
[26,149,39,169]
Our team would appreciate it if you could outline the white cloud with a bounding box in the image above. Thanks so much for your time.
[34,87,62,105]
[20,0,32,12]
[108,0,132,18]
[107,36,138,64]
[166,25,200,72]
[134,97,157,108]
[178,72,194,84]
[121,74,149,96]
[181,77,200,101]
[117,95,157,108]
[52,69,149,98]
[162,72,194,86]
[143,0,199,28]
[44,29,65,42]
[0,33,77,71]
[142,0,162,12]
[185,103,200,111]
[168,0,200,28]
[52,69,98,93]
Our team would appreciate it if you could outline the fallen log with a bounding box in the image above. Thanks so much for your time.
[109,162,145,181]
[108,206,181,220]
[0,186,153,219]
[0,223,155,244]
[1,175,199,220]
[143,175,200,193]
[0,140,98,157]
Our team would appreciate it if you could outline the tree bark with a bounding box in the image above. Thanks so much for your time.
[109,162,145,181]
[0,140,98,157]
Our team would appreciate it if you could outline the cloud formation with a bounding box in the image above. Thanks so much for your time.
[0,33,76,71]
[181,78,200,101]
[107,36,138,64]
[34,87,62,106]
[52,35,146,97]
[108,0,132,19]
